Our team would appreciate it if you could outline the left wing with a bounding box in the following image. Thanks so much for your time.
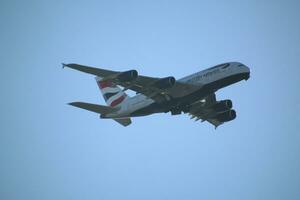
[188,93,236,128]
[63,63,200,103]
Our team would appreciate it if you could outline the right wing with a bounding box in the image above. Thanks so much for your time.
[63,63,200,103]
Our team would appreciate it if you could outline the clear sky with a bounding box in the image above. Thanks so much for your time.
[1,1,300,200]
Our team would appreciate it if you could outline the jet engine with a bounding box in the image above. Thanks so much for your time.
[117,70,138,82]
[215,109,236,122]
[154,76,176,89]
[213,100,232,112]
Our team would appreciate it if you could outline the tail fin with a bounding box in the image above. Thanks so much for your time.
[95,77,128,107]
[95,77,132,126]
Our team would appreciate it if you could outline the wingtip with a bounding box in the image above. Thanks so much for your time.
[62,63,67,69]
[68,102,78,106]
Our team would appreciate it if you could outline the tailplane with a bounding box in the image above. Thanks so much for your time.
[68,102,118,115]
[114,118,132,127]
[68,102,132,127]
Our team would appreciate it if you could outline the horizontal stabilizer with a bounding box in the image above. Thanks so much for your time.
[68,102,118,114]
[69,102,132,127]
[114,118,132,127]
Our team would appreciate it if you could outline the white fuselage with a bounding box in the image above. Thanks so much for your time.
[106,62,250,118]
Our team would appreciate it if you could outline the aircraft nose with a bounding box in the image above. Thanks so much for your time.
[242,65,250,80]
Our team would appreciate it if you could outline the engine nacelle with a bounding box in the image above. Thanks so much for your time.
[213,100,232,112]
[215,109,236,122]
[117,70,138,82]
[154,76,176,89]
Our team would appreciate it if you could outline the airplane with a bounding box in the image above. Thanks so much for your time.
[63,62,250,128]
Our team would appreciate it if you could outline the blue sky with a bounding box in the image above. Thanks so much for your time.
[1,1,300,200]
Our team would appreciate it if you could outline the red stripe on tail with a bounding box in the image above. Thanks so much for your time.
[97,81,113,89]
[110,95,126,107]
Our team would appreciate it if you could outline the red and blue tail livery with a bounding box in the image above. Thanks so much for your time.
[96,77,127,107]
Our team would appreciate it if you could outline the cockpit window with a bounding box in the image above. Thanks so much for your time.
[207,63,229,70]
[222,63,230,69]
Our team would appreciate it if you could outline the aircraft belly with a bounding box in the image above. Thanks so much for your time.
[130,72,250,116]
[176,72,250,105]
[130,103,164,117]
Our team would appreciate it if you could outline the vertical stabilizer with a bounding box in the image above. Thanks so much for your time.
[95,77,128,108]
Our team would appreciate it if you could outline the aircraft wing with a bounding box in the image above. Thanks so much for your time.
[188,93,228,128]
[68,102,119,114]
[63,63,200,103]
[63,63,118,78]
[120,76,200,103]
